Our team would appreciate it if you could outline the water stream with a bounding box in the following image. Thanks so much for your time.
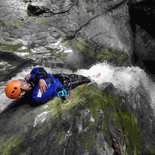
[77,62,155,112]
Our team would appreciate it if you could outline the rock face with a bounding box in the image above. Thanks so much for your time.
[1,0,155,71]
[0,83,155,155]
[0,0,136,69]
[129,0,155,74]
[0,51,33,81]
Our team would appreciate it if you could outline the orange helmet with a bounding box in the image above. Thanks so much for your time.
[5,80,21,99]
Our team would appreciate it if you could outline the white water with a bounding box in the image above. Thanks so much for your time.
[77,62,155,112]
[1,62,155,113]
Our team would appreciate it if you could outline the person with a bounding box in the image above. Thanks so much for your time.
[5,67,90,105]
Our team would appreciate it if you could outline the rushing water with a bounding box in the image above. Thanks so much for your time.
[1,62,155,113]
[77,62,155,111]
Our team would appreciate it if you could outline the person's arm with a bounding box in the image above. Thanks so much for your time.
[25,67,48,93]
[29,67,47,82]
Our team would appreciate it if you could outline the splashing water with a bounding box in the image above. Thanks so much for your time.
[77,62,155,111]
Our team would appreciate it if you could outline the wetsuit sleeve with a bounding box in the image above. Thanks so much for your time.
[29,67,47,84]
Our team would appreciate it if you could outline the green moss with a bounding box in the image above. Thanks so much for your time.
[61,40,69,48]
[46,47,56,53]
[0,135,23,155]
[0,43,31,53]
[82,129,96,151]
[31,85,148,154]
[56,51,66,60]
[75,39,87,52]
[56,131,65,146]
[73,38,129,65]
[60,84,143,154]
[36,19,49,26]
[96,48,128,63]
[43,97,62,118]
[7,20,24,28]
[120,113,142,154]
[46,47,67,60]
[60,36,129,67]
[0,84,148,155]
[0,84,150,154]
[1,84,147,155]
[145,148,155,155]
[17,49,32,53]
[103,96,143,155]
[97,48,113,61]
[0,43,22,52]
[117,53,128,62]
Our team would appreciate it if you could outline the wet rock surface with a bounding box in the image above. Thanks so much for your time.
[0,0,135,69]
[1,0,155,72]
[0,84,155,155]
[0,51,34,81]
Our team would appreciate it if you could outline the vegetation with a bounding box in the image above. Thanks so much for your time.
[36,19,49,26]
[0,43,22,52]
[0,135,23,155]
[0,43,32,53]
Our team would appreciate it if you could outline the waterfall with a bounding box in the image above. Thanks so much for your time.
[77,62,155,112]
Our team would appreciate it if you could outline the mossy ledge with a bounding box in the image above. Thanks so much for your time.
[62,37,129,67]
[0,43,31,53]
[0,84,154,155]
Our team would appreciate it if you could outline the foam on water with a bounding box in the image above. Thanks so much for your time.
[77,62,155,111]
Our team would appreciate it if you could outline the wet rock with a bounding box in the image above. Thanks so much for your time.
[0,84,155,155]
[0,51,34,81]
[0,0,136,67]
[100,82,115,94]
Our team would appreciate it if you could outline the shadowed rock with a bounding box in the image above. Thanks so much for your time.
[0,51,34,81]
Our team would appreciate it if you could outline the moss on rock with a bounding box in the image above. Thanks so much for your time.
[45,47,67,60]
[0,84,153,155]
[72,38,129,66]
[0,135,23,155]
[44,84,145,154]
[75,39,87,52]
[97,48,128,63]
[36,19,49,26]
[16,49,32,53]
[7,19,24,28]
[0,43,22,52]
[53,85,146,153]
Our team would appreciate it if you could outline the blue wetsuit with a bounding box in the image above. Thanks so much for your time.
[27,67,64,105]
[26,67,90,105]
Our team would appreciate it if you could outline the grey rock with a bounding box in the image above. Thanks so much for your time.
[0,0,136,68]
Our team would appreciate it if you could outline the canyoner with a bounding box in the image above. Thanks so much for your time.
[5,67,91,105]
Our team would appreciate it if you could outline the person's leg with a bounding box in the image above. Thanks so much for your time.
[53,73,91,90]
[65,74,91,89]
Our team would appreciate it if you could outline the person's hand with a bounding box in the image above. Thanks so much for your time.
[39,79,48,94]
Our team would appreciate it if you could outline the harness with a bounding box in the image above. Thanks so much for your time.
[55,73,72,99]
